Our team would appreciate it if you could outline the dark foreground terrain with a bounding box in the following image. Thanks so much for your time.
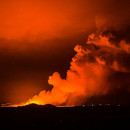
[0,104,130,129]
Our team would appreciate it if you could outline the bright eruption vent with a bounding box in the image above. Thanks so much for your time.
[4,33,130,107]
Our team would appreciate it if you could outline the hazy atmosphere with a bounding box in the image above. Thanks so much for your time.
[0,0,130,106]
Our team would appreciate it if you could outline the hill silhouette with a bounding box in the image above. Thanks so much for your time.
[20,103,57,108]
[0,105,130,129]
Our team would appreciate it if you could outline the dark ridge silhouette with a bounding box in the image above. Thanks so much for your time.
[20,103,57,108]
[0,105,130,129]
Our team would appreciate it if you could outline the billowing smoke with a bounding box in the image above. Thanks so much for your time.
[24,33,130,106]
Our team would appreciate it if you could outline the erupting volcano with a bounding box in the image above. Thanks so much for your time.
[4,33,129,107]
[0,1,130,129]
[0,0,130,108]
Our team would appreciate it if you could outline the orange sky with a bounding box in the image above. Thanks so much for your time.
[0,0,129,50]
[0,0,130,105]
[0,0,95,41]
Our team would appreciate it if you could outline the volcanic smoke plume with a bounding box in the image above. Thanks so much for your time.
[21,33,130,106]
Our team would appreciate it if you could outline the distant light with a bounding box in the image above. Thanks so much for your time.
[105,104,110,106]
[117,104,120,106]
[83,105,85,107]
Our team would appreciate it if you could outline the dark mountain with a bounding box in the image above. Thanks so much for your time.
[20,103,56,108]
